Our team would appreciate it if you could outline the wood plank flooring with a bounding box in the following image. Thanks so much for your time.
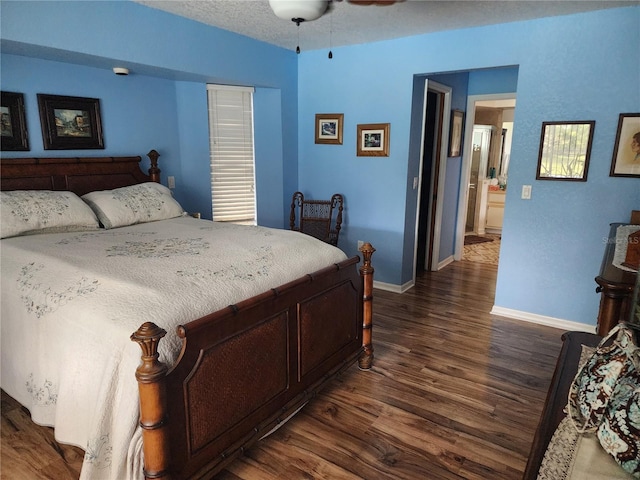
[1,259,566,479]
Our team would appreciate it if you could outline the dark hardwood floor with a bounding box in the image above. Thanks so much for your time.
[1,259,566,479]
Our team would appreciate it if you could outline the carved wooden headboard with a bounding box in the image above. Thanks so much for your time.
[0,149,161,196]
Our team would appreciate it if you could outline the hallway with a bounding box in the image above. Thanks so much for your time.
[463,233,501,266]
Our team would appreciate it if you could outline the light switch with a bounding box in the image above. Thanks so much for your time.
[168,176,176,189]
[521,185,532,200]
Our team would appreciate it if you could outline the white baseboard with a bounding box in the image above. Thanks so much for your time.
[374,279,413,294]
[437,255,455,270]
[491,306,596,333]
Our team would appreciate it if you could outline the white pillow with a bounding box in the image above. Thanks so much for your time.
[1,190,100,239]
[82,182,185,229]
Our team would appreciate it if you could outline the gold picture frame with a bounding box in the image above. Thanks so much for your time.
[357,123,390,157]
[315,113,343,145]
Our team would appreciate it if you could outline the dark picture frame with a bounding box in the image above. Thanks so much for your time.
[1,91,30,151]
[357,123,390,157]
[37,94,104,150]
[536,120,595,181]
[610,113,640,178]
[449,110,464,157]
[315,113,343,145]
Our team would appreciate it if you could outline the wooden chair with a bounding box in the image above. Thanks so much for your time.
[289,191,344,246]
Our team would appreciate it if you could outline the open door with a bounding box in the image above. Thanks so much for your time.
[414,80,451,277]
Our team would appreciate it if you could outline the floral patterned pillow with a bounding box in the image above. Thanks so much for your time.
[82,182,185,229]
[1,190,100,239]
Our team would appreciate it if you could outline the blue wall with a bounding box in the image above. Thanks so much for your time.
[0,0,298,228]
[2,2,639,326]
[1,53,181,171]
[297,7,640,324]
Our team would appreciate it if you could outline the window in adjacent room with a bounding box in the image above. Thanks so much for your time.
[206,84,256,224]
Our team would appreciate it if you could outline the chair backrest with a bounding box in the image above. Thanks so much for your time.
[289,192,344,246]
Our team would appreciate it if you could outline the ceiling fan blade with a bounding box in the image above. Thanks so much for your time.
[348,0,398,5]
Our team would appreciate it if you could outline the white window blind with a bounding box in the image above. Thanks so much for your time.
[207,84,256,224]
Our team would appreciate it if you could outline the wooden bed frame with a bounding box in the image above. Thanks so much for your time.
[0,150,375,479]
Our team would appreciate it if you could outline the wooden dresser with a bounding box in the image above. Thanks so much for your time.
[594,223,637,336]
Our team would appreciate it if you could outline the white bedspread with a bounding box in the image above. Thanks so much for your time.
[0,217,347,480]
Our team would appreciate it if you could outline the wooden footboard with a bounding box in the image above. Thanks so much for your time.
[0,151,374,479]
[132,245,374,479]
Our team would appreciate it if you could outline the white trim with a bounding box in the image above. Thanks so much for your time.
[455,93,516,261]
[207,84,254,93]
[374,279,414,294]
[412,82,429,279]
[438,255,455,270]
[491,305,596,333]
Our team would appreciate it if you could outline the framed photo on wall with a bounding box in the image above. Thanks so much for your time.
[315,113,343,144]
[37,94,104,150]
[536,120,595,181]
[610,113,640,178]
[357,123,390,157]
[449,110,464,157]
[1,91,29,151]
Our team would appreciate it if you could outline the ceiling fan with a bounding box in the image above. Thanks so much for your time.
[268,0,399,24]
[268,0,400,55]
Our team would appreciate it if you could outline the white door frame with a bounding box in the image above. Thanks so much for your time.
[454,93,516,260]
[412,79,452,281]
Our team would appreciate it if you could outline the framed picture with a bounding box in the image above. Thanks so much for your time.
[1,91,29,151]
[357,123,390,157]
[315,113,343,144]
[449,110,464,157]
[37,94,104,150]
[536,120,595,181]
[610,113,640,178]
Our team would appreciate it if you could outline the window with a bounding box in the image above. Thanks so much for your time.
[207,84,256,224]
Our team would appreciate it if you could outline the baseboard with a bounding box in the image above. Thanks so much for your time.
[374,279,413,294]
[437,255,455,270]
[491,305,596,333]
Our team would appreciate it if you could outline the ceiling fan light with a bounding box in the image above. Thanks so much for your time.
[268,0,329,22]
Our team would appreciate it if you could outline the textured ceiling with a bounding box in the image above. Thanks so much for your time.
[134,0,635,52]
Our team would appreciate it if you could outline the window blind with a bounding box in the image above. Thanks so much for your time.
[207,84,256,224]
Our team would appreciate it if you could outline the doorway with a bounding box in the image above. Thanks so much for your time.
[414,80,451,276]
[455,94,516,261]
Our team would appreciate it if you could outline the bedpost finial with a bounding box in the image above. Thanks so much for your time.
[131,322,168,383]
[147,150,161,183]
[359,242,375,273]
